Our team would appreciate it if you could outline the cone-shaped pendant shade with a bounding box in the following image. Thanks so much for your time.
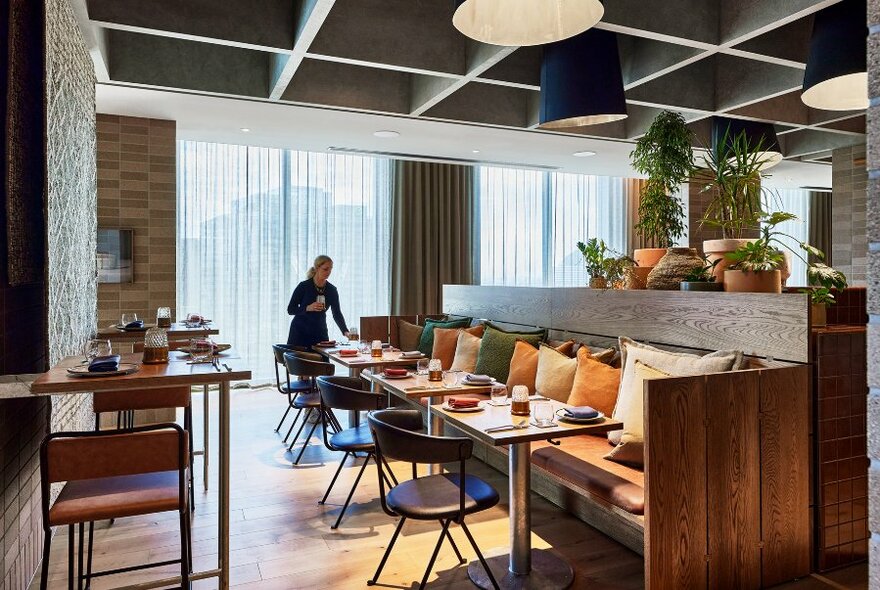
[539,29,627,129]
[802,0,867,110]
[712,117,783,171]
[452,0,604,47]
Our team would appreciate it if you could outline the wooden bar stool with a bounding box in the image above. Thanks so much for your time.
[39,423,191,590]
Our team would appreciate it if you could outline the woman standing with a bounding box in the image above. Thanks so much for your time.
[287,255,349,348]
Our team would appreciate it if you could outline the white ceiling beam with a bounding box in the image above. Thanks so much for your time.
[269,0,337,101]
[70,0,110,82]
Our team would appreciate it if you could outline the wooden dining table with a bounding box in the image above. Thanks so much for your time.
[95,322,219,342]
[30,352,251,590]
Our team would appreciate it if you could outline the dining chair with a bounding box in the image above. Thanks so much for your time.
[39,423,191,590]
[93,387,196,510]
[282,351,341,465]
[272,344,313,441]
[316,376,398,529]
[367,409,501,590]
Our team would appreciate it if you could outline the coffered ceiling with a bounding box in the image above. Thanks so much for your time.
[74,0,865,164]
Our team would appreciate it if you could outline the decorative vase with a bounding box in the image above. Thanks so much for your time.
[703,239,756,282]
[723,270,782,293]
[633,248,667,268]
[646,248,704,290]
[812,303,828,327]
[589,276,607,289]
[625,266,651,289]
[680,281,725,292]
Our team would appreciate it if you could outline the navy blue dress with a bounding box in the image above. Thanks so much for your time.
[287,280,348,348]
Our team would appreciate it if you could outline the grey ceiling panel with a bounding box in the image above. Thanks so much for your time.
[424,83,535,128]
[480,47,542,87]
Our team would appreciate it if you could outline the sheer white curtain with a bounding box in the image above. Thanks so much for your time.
[177,142,392,380]
[765,189,811,287]
[477,166,631,286]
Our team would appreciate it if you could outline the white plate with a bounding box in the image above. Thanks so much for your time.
[441,403,485,413]
[67,363,140,378]
[461,379,495,387]
[555,408,606,424]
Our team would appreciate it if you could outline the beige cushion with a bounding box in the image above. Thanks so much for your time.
[506,340,574,393]
[397,320,424,352]
[450,330,482,373]
[608,337,744,445]
[604,361,670,467]
[535,344,578,402]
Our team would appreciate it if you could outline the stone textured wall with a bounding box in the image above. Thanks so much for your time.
[832,144,868,286]
[868,1,880,586]
[96,115,176,329]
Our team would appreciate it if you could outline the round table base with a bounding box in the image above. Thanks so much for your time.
[467,549,574,590]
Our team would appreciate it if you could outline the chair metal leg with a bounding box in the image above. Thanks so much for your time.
[86,522,94,590]
[282,408,303,443]
[68,524,75,590]
[40,530,51,590]
[293,418,320,465]
[179,508,191,589]
[380,455,399,486]
[319,452,350,505]
[287,408,313,452]
[367,516,406,586]
[202,383,209,493]
[419,519,452,590]
[441,521,465,564]
[184,405,195,511]
[274,404,292,433]
[331,453,371,529]
[77,523,85,590]
[460,520,500,590]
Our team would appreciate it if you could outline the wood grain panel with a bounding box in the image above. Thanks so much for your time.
[644,376,708,590]
[360,316,391,343]
[706,371,761,589]
[551,288,809,363]
[442,285,552,328]
[760,365,811,586]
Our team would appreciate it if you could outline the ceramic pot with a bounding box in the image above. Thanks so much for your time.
[589,276,607,289]
[680,281,725,292]
[723,269,782,293]
[703,239,756,282]
[812,303,828,327]
[625,266,652,290]
[633,248,667,268]
[646,248,704,290]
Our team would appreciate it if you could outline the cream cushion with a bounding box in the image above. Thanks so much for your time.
[450,330,482,373]
[604,361,670,467]
[534,344,578,402]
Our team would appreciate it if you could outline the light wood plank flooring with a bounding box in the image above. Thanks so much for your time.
[31,386,868,589]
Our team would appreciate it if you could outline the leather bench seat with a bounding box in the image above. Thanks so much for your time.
[531,434,645,515]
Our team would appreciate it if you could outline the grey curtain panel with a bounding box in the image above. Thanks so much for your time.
[809,190,833,265]
[625,178,647,253]
[391,160,475,315]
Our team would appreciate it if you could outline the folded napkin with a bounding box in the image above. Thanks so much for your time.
[124,320,144,329]
[338,349,358,357]
[564,406,599,419]
[89,355,121,373]
[464,374,492,383]
[384,368,408,377]
[448,397,480,408]
[400,351,423,358]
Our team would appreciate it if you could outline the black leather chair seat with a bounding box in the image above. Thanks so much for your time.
[329,424,374,452]
[280,379,312,394]
[387,473,499,520]
[293,392,320,409]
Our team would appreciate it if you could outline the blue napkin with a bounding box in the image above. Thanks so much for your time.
[465,374,492,383]
[89,355,121,372]
[564,406,599,419]
[124,320,144,329]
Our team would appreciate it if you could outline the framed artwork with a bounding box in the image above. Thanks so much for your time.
[97,228,134,283]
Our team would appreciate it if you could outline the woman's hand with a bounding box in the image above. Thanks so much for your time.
[306,301,324,312]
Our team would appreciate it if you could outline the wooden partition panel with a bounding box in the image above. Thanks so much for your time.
[443,285,811,363]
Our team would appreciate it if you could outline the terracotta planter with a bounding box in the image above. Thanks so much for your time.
[633,248,667,268]
[812,303,827,327]
[646,248,704,290]
[625,266,652,290]
[589,276,607,289]
[680,281,724,292]
[723,269,782,293]
[703,239,755,282]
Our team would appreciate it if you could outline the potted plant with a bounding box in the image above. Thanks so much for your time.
[630,111,693,275]
[802,267,848,327]
[680,257,723,291]
[724,212,846,294]
[699,127,773,281]
[577,238,633,289]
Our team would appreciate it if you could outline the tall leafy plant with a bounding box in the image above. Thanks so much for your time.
[630,111,694,248]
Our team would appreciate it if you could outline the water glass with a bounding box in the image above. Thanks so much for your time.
[490,384,509,406]
[84,339,111,362]
[533,401,554,427]
[120,312,138,326]
[416,358,430,375]
[442,371,459,388]
[189,338,213,363]
[359,340,371,355]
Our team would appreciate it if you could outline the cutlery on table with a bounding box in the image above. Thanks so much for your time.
[484,424,530,433]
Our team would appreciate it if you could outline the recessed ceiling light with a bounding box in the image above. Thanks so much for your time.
[240,127,251,132]
[572,150,596,157]
[472,149,480,154]
[373,130,400,138]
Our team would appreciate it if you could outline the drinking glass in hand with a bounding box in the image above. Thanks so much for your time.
[121,312,138,326]
[348,326,359,342]
[84,339,111,362]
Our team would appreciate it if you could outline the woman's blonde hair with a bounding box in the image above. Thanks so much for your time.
[306,255,333,279]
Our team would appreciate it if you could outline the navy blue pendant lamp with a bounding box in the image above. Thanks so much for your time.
[538,29,627,129]
[802,0,867,110]
[712,117,783,170]
[452,0,603,47]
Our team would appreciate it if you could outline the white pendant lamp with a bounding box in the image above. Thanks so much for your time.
[452,0,604,47]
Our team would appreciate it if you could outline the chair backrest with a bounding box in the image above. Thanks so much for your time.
[93,386,191,413]
[272,343,296,365]
[317,376,385,412]
[368,409,472,465]
[283,351,334,378]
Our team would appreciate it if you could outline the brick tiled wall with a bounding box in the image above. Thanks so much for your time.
[832,144,868,286]
[96,115,177,329]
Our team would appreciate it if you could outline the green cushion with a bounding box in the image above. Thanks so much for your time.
[417,317,472,356]
[475,323,546,383]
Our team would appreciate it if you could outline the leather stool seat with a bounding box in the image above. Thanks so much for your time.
[387,473,499,521]
[328,423,374,453]
[280,379,312,394]
[292,392,321,409]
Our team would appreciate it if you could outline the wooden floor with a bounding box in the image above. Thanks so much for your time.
[32,386,868,590]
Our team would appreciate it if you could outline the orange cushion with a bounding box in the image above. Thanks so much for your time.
[431,326,484,370]
[567,347,621,417]
[506,340,574,393]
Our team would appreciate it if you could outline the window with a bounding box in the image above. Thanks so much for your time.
[177,142,392,380]
[764,189,812,287]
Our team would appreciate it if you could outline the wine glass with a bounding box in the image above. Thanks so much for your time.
[84,339,111,362]
[120,312,138,326]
